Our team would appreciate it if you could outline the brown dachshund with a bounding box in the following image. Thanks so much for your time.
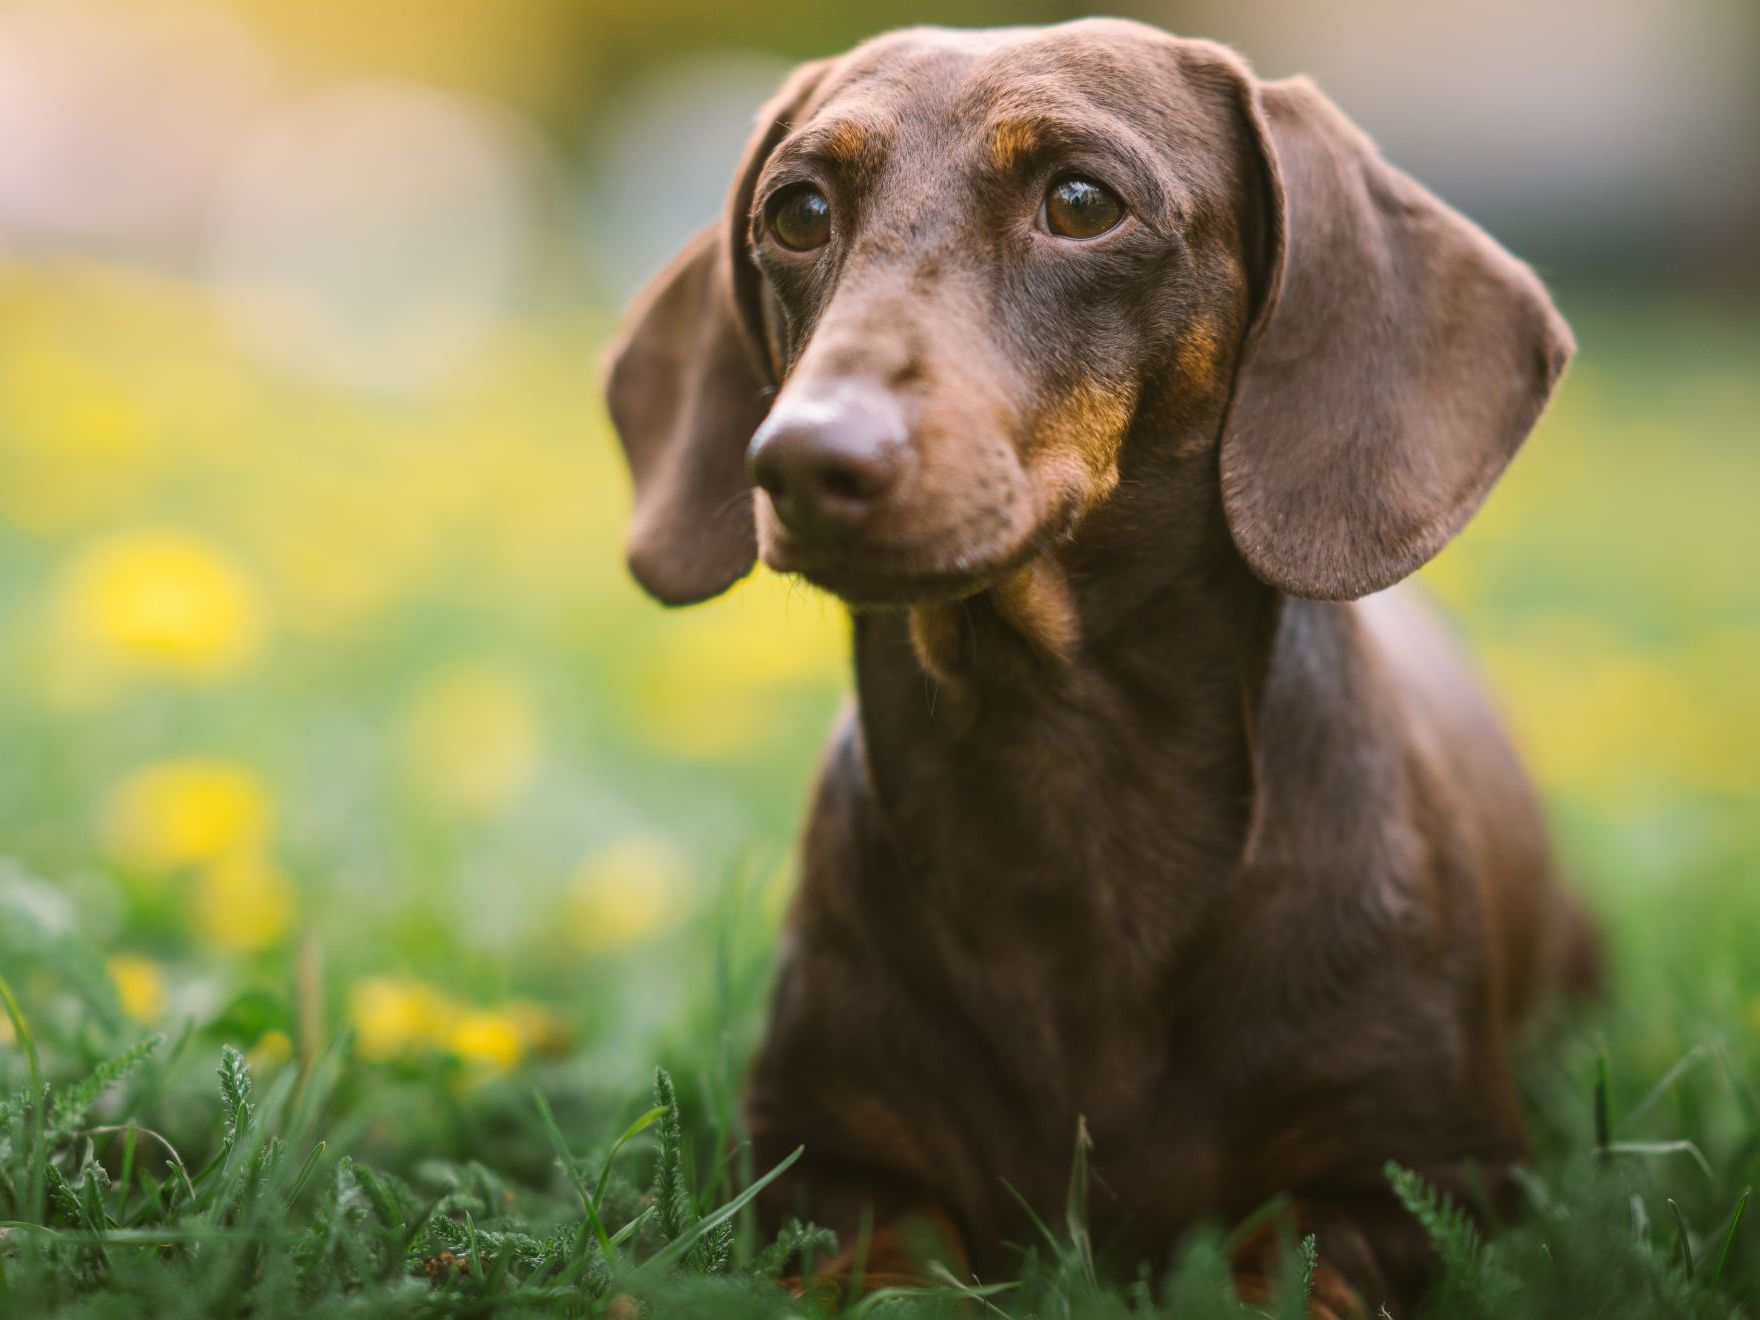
[604,19,1598,1315]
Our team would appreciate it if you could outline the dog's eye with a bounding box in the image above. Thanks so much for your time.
[769,185,832,252]
[1045,175,1124,239]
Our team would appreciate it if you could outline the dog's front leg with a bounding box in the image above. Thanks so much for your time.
[1227,1187,1476,1319]
[780,1204,969,1304]
[1231,1251,1367,1320]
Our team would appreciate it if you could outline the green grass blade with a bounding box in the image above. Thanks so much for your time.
[630,1144,803,1281]
[1602,1140,1716,1182]
[1223,1191,1296,1258]
[117,1121,138,1220]
[285,1141,327,1207]
[1594,1046,1612,1153]
[1667,1198,1695,1277]
[0,974,42,1096]
[1706,1187,1750,1287]
[592,1103,667,1213]
[848,1266,1017,1318]
[607,1204,654,1248]
[1620,1044,1711,1135]
[0,972,46,1222]
[999,1178,1061,1257]
[1064,1113,1096,1288]
[532,1087,616,1264]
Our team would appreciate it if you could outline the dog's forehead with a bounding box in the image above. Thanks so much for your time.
[803,19,1184,146]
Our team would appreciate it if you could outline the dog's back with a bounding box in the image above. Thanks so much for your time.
[1356,588,1602,1021]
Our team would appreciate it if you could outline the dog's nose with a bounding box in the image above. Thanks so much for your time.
[746,391,906,540]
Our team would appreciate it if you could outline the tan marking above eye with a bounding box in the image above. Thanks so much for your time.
[987,117,1044,172]
[789,111,898,174]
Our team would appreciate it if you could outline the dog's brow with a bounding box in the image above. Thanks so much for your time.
[985,112,1108,172]
[779,113,897,174]
[982,108,1174,225]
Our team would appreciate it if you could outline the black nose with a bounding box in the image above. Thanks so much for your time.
[746,392,906,541]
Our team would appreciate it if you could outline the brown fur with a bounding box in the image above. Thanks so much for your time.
[990,557,1080,660]
[602,19,1593,1315]
[987,115,1051,172]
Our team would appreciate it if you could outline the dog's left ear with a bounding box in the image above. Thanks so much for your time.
[603,60,830,605]
[1219,74,1573,601]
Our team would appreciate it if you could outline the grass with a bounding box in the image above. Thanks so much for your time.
[0,267,1756,1315]
[1,944,1756,1317]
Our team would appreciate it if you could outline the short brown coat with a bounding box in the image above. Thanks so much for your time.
[604,20,1596,1313]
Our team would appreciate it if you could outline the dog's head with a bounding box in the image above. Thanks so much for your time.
[605,20,1571,609]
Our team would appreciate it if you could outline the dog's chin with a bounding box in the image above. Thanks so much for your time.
[760,534,1037,609]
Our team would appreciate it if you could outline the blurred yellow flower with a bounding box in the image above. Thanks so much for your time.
[504,1000,563,1054]
[1483,618,1752,803]
[348,976,448,1061]
[399,662,540,817]
[630,570,844,761]
[251,1029,295,1069]
[0,1014,13,1046]
[0,347,157,534]
[107,956,167,1024]
[346,976,554,1073]
[104,759,272,872]
[447,1008,526,1073]
[58,530,264,677]
[568,836,692,952]
[1676,627,1760,795]
[192,852,296,953]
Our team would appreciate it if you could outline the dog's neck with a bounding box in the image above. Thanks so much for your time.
[848,469,1283,967]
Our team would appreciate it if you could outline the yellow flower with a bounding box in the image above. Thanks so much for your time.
[103,759,272,872]
[568,836,692,952]
[348,976,448,1061]
[107,956,167,1024]
[504,1000,563,1054]
[251,1029,295,1069]
[192,851,295,953]
[59,530,264,677]
[0,347,157,535]
[345,976,555,1071]
[398,662,540,817]
[629,570,844,761]
[447,1008,526,1073]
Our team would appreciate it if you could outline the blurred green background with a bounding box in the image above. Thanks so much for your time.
[0,0,1756,1279]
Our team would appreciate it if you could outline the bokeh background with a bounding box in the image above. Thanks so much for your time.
[1,0,1757,1209]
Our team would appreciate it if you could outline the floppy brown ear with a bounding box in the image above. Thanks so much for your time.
[603,61,830,605]
[1219,75,1574,602]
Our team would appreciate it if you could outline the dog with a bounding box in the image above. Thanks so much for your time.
[604,19,1598,1315]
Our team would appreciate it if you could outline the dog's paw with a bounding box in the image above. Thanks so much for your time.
[1233,1263,1367,1319]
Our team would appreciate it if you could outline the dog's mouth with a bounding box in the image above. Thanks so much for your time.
[792,560,999,608]
[757,501,1080,609]
[764,539,1022,607]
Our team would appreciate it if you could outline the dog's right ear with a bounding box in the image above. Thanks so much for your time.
[603,61,831,605]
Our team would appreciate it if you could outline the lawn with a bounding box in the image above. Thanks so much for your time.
[0,264,1756,1316]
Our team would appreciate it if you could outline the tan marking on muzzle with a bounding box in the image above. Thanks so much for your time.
[1034,376,1137,504]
